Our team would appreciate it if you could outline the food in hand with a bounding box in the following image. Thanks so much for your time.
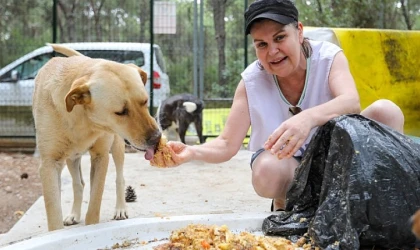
[150,136,174,168]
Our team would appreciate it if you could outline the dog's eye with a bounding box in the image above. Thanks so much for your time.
[115,108,129,116]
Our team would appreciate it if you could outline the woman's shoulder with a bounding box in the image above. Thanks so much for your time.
[309,39,341,49]
[241,60,274,89]
[309,40,342,60]
[242,60,269,77]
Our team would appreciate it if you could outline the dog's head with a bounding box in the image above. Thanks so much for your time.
[156,105,174,131]
[64,60,161,159]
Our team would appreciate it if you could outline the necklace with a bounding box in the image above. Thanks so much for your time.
[273,57,311,108]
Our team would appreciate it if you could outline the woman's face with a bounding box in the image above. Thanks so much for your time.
[250,19,304,77]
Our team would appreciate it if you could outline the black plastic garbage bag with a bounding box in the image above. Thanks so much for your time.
[262,114,420,249]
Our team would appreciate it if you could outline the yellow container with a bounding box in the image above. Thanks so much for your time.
[306,27,420,136]
[196,27,420,143]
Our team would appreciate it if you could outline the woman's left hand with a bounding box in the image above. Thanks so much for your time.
[264,111,313,159]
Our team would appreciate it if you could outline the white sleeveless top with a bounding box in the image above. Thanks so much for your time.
[242,40,342,156]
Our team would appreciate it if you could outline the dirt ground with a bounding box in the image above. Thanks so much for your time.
[0,138,182,235]
[0,152,42,234]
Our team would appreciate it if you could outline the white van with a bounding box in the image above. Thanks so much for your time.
[0,42,170,137]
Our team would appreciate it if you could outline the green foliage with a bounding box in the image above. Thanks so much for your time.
[166,54,194,94]
[0,0,419,99]
[0,0,52,67]
[294,0,420,30]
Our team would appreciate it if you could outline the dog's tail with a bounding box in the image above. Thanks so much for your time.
[156,103,162,121]
[47,43,83,57]
[183,102,197,113]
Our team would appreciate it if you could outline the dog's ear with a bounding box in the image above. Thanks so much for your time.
[65,76,92,112]
[139,69,148,86]
[127,64,148,85]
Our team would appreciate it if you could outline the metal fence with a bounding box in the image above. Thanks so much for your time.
[0,0,254,150]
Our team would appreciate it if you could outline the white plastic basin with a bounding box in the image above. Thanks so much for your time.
[1,213,271,250]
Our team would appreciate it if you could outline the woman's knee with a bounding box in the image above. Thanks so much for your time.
[251,152,297,198]
[252,160,277,197]
[361,99,405,133]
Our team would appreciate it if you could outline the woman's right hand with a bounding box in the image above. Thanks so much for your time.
[149,141,193,168]
[264,111,313,159]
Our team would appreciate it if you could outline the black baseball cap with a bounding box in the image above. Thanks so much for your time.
[245,0,298,35]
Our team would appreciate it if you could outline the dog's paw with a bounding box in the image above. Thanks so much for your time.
[113,209,128,220]
[63,214,80,226]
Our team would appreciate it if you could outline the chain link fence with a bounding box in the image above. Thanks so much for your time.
[0,0,255,150]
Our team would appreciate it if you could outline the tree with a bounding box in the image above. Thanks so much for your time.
[0,0,51,66]
[209,0,229,97]
[89,0,106,40]
[1,0,419,99]
[57,0,80,42]
[295,0,420,30]
[400,0,413,30]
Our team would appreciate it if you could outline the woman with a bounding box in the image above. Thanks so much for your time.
[151,0,404,211]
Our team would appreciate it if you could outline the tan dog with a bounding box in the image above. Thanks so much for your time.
[33,44,161,231]
[412,210,420,239]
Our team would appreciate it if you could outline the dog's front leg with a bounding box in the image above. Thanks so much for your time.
[39,159,65,231]
[111,136,128,220]
[64,157,84,226]
[194,114,205,144]
[85,148,110,225]
[178,120,189,144]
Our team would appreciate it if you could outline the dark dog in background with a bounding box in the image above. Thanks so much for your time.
[157,93,204,144]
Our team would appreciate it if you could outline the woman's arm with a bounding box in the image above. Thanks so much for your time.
[152,80,251,166]
[305,51,361,126]
[265,51,361,159]
[189,80,251,163]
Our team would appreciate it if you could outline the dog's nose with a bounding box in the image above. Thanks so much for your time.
[148,130,162,149]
